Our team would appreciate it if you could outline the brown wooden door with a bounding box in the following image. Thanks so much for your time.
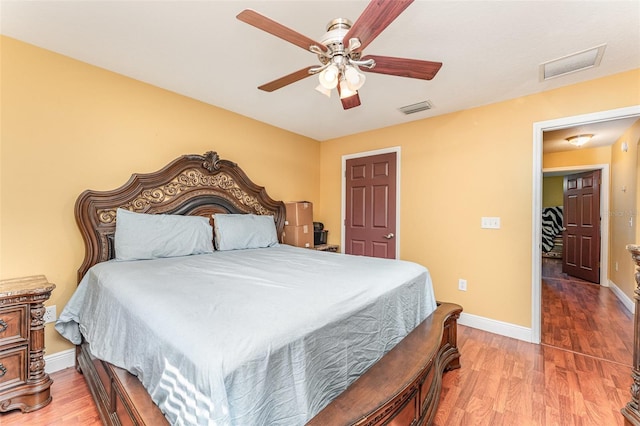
[563,170,601,283]
[345,152,397,258]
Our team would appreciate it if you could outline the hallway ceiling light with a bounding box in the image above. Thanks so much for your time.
[566,134,594,147]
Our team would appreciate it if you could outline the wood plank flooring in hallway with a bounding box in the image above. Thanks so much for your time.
[434,257,634,425]
[434,325,632,425]
[541,257,633,365]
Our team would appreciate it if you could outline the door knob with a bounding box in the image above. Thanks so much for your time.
[383,233,395,239]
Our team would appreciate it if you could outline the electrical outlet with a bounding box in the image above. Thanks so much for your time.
[458,279,467,291]
[44,305,56,324]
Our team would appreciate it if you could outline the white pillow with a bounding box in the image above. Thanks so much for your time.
[114,208,214,260]
[213,213,279,251]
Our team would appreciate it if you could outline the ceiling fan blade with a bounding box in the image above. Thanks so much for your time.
[341,93,361,110]
[343,0,414,53]
[258,66,315,92]
[361,55,442,80]
[237,9,327,54]
[336,84,361,109]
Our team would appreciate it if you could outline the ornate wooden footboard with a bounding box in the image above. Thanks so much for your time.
[73,151,462,425]
[75,302,461,426]
[308,302,461,426]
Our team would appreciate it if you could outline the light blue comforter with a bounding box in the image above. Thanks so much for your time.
[56,245,436,425]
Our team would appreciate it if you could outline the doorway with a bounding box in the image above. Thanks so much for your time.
[543,167,607,285]
[531,105,640,344]
[342,147,401,259]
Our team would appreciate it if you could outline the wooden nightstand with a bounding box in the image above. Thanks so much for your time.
[0,275,55,413]
[313,244,339,252]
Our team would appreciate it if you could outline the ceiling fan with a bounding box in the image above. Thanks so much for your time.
[236,0,442,110]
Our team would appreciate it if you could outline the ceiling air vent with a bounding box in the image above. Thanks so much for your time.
[399,100,433,115]
[539,44,606,81]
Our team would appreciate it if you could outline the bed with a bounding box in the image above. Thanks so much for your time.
[56,151,462,425]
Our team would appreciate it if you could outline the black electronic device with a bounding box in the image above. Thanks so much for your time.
[313,222,328,245]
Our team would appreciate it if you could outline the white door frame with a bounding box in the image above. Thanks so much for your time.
[531,105,640,344]
[342,146,401,259]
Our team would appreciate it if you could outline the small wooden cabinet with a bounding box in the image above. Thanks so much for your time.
[0,275,55,413]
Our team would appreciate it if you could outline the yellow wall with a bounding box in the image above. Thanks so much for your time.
[542,176,564,208]
[544,145,612,169]
[319,69,640,328]
[610,120,640,297]
[2,34,640,357]
[0,36,320,354]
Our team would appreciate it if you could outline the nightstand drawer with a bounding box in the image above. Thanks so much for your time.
[0,346,27,390]
[0,306,28,347]
[0,275,54,412]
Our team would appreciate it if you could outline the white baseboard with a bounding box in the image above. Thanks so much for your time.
[45,348,76,374]
[608,279,635,314]
[459,279,636,343]
[458,312,534,343]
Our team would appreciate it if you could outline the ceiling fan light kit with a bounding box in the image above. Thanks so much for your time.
[338,79,357,99]
[315,84,332,97]
[307,18,373,100]
[236,0,442,110]
[318,64,339,90]
[344,66,366,90]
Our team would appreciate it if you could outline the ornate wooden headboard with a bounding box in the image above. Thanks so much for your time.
[75,151,286,282]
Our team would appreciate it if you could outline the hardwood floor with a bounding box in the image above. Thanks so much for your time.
[2,367,102,425]
[2,257,634,425]
[434,324,631,425]
[541,257,633,365]
[434,257,634,425]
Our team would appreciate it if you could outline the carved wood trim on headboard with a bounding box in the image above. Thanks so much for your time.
[74,151,286,283]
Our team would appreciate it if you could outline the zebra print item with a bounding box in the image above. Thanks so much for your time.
[542,206,564,253]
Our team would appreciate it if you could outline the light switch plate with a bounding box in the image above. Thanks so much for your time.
[481,217,501,229]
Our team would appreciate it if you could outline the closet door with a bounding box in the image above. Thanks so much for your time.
[345,152,397,259]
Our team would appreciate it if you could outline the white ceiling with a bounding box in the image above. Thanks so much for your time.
[1,1,639,142]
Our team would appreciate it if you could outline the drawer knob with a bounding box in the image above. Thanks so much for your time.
[0,363,6,378]
[0,318,6,333]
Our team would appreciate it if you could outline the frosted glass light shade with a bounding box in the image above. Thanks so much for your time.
[319,65,339,89]
[344,65,366,91]
[315,84,331,97]
[339,79,357,99]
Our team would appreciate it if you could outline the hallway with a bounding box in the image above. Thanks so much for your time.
[541,257,633,366]
[434,257,634,425]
